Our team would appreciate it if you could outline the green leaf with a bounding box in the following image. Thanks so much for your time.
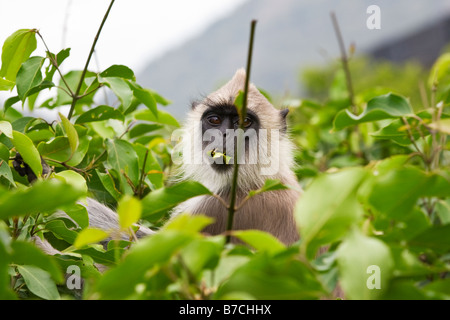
[74,228,110,249]
[367,167,450,219]
[0,159,15,186]
[215,253,324,300]
[163,213,213,234]
[61,203,89,229]
[333,93,413,131]
[75,105,124,124]
[59,112,79,155]
[429,118,450,135]
[133,143,163,189]
[337,230,394,300]
[93,230,194,299]
[134,109,180,127]
[105,139,140,192]
[99,76,133,109]
[0,179,85,219]
[0,78,14,91]
[16,56,45,101]
[3,96,20,111]
[45,48,71,82]
[295,167,367,258]
[16,265,60,300]
[247,179,289,199]
[234,90,245,120]
[0,29,37,82]
[117,195,142,230]
[409,225,450,254]
[96,169,121,201]
[0,121,13,139]
[149,89,171,106]
[435,200,450,225]
[54,170,87,194]
[100,65,135,80]
[66,135,91,166]
[141,181,212,219]
[0,222,14,299]
[129,124,163,139]
[371,118,422,146]
[429,53,450,87]
[12,130,42,177]
[11,241,63,283]
[56,70,96,106]
[233,230,286,255]
[180,238,223,276]
[45,219,78,244]
[0,144,9,162]
[37,136,72,163]
[130,83,157,117]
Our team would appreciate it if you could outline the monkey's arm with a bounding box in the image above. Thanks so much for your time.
[12,155,154,255]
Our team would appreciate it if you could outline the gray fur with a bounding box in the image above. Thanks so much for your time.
[171,69,302,245]
[83,198,154,240]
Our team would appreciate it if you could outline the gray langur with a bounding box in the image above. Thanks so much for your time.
[27,69,301,253]
[171,69,301,245]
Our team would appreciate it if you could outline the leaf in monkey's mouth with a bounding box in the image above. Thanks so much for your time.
[208,149,232,165]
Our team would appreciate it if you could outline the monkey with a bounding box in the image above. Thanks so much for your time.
[170,68,301,245]
[17,68,300,254]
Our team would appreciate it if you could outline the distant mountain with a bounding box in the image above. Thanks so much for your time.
[137,0,450,119]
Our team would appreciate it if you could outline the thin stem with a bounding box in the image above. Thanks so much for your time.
[235,195,251,211]
[212,194,229,209]
[55,85,72,97]
[418,81,430,110]
[136,149,149,198]
[225,20,257,243]
[43,157,86,174]
[36,31,74,97]
[78,83,104,99]
[67,0,115,120]
[401,117,422,156]
[330,12,356,113]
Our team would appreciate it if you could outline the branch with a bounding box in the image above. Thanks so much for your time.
[136,149,149,198]
[225,20,257,243]
[36,31,74,97]
[67,0,115,120]
[330,12,356,113]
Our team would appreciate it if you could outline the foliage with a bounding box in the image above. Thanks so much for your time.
[0,9,450,301]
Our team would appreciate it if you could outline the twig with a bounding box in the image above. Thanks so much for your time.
[225,20,257,244]
[212,194,229,209]
[67,0,115,120]
[401,117,422,156]
[330,12,356,113]
[136,149,149,198]
[36,31,74,97]
[78,83,104,99]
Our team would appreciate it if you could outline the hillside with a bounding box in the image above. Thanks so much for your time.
[137,0,450,118]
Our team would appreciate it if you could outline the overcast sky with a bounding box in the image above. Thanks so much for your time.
[0,0,247,74]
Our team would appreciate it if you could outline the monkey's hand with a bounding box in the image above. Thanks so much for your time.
[12,153,51,183]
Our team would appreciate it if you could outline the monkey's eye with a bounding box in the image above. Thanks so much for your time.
[207,116,222,126]
[235,117,253,128]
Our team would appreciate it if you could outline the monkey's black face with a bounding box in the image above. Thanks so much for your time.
[200,101,260,173]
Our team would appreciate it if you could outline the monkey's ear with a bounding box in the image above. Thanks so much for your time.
[191,100,201,109]
[280,108,289,119]
[280,108,289,132]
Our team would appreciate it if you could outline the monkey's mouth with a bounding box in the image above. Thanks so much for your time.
[208,149,233,172]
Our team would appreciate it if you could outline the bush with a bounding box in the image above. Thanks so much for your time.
[0,7,449,300]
